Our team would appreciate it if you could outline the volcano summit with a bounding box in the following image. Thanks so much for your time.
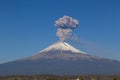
[0,41,120,75]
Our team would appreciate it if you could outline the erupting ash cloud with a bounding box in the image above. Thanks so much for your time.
[55,15,79,41]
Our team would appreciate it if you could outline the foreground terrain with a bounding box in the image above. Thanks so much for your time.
[0,75,120,80]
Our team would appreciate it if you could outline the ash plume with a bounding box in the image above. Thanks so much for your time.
[55,15,79,41]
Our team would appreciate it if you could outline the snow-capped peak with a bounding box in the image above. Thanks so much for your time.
[40,41,85,54]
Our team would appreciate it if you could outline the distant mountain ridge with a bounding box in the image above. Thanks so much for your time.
[0,41,120,75]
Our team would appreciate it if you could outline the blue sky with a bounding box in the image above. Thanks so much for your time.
[0,0,120,63]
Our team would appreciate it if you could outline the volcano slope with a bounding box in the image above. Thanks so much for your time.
[0,42,120,75]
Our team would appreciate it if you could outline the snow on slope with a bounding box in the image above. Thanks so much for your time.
[40,41,85,54]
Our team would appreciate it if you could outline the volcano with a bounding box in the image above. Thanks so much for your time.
[0,41,120,75]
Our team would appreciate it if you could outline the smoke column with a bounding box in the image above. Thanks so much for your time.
[55,15,79,41]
